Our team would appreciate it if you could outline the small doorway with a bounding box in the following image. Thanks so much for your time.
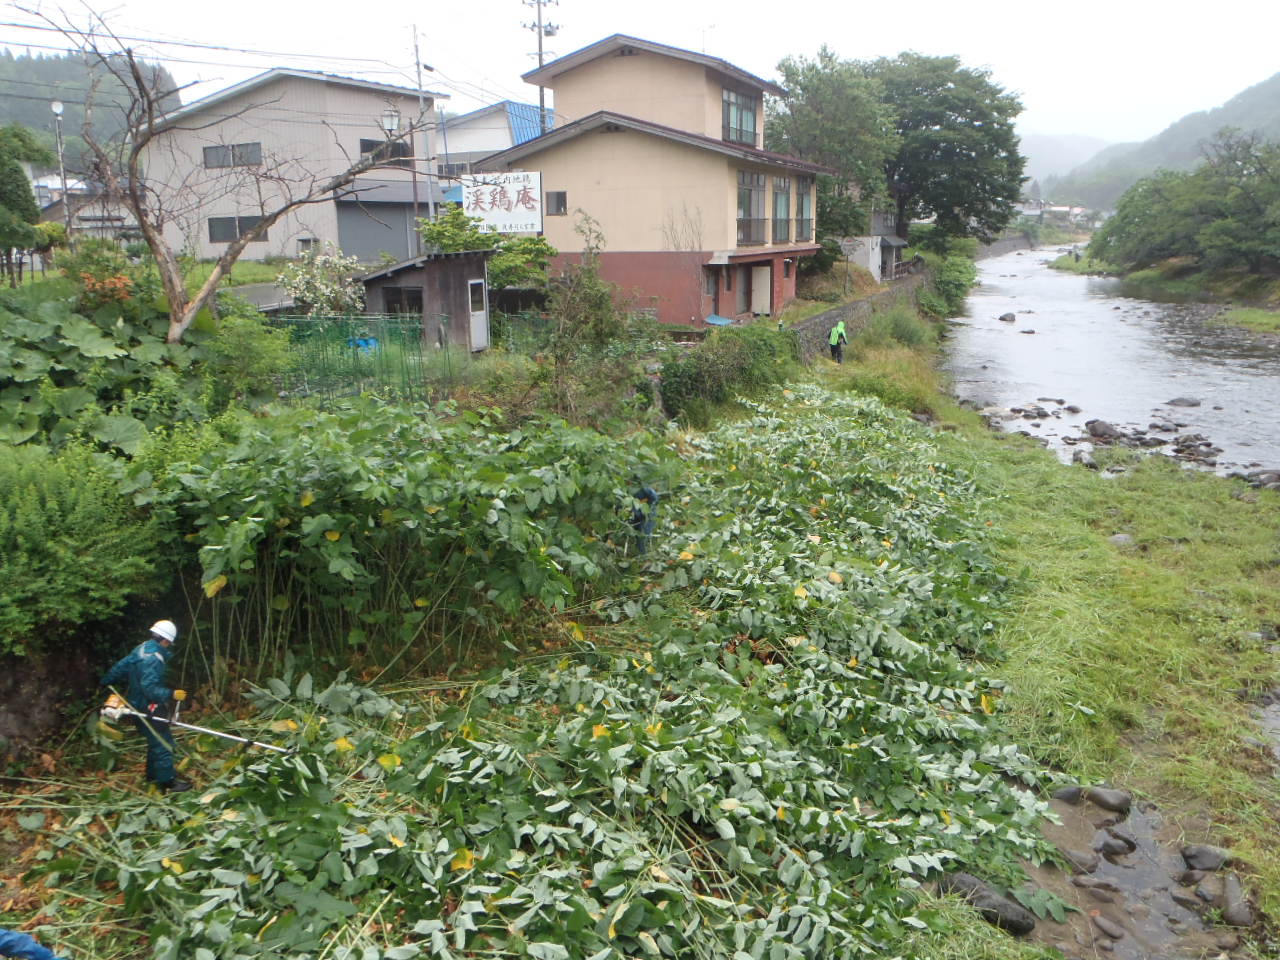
[750,264,771,315]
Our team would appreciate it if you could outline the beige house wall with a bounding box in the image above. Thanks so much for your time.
[493,130,817,257]
[550,52,736,141]
[143,75,437,260]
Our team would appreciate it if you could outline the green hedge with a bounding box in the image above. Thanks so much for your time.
[0,444,165,656]
[659,324,800,425]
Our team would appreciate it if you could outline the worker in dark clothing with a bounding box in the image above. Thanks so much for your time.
[828,320,848,363]
[0,928,68,959]
[100,620,191,794]
[629,486,660,555]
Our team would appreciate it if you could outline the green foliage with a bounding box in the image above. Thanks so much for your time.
[420,207,557,291]
[1217,307,1280,333]
[915,255,978,318]
[135,399,669,674]
[857,303,937,349]
[275,244,365,316]
[659,323,799,425]
[1089,131,1280,275]
[0,444,164,656]
[31,221,67,257]
[0,276,202,448]
[0,122,55,165]
[865,53,1025,242]
[767,46,897,225]
[798,236,842,277]
[33,386,1056,960]
[202,297,293,409]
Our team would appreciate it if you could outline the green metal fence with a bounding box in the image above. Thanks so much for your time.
[272,314,463,404]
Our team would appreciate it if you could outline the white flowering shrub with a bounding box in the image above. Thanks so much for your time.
[276,244,366,316]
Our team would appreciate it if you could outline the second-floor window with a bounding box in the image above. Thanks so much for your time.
[737,170,766,246]
[203,142,262,169]
[795,175,814,242]
[208,216,267,243]
[546,191,568,216]
[359,138,413,169]
[772,177,790,243]
[722,89,757,145]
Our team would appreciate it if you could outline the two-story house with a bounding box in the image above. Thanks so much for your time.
[476,35,831,325]
[142,69,446,263]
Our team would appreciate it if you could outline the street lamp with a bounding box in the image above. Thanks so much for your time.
[379,106,401,137]
[51,100,74,249]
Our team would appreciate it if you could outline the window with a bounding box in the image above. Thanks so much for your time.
[298,237,318,253]
[772,176,791,243]
[546,190,567,216]
[722,89,757,145]
[795,175,814,242]
[703,268,716,296]
[438,161,470,178]
[359,138,413,169]
[383,286,424,314]
[724,266,732,292]
[783,258,792,279]
[203,142,262,169]
[207,216,268,243]
[469,279,486,313]
[736,170,766,245]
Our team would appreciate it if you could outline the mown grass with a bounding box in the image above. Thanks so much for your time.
[828,328,1280,932]
[183,258,290,294]
[1218,307,1280,334]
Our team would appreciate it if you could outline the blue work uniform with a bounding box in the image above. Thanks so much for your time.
[100,638,176,786]
[630,486,659,555]
[0,928,67,960]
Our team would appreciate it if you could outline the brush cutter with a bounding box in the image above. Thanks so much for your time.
[100,693,292,755]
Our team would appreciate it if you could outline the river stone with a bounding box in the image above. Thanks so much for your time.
[998,312,1016,322]
[1166,397,1201,407]
[1222,874,1254,927]
[1020,329,1036,334]
[1098,836,1133,857]
[1177,869,1206,886]
[1072,876,1121,893]
[1085,787,1132,813]
[937,872,1037,935]
[1181,844,1229,871]
[1092,915,1125,940]
[1065,404,1082,413]
[1107,534,1135,548]
[1072,449,1098,469]
[1063,848,1101,873]
[1105,826,1137,851]
[1171,890,1204,913]
[1086,419,1124,440]
[1052,784,1084,804]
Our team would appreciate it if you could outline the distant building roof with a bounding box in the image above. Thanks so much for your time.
[522,34,786,98]
[441,100,555,146]
[358,248,495,284]
[476,110,833,175]
[336,177,447,205]
[156,68,448,131]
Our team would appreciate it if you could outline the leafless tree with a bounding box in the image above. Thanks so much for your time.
[28,10,428,343]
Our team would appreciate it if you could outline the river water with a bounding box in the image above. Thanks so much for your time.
[946,247,1280,473]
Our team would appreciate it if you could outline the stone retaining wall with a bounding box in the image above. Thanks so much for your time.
[977,235,1035,259]
[791,272,930,361]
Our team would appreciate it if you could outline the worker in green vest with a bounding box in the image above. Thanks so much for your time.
[828,320,848,364]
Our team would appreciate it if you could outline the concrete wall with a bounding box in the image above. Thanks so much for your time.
[977,235,1035,259]
[791,272,930,361]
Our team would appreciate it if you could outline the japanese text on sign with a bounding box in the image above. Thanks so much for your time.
[458,171,543,233]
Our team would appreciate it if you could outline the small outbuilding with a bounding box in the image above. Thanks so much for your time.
[359,249,493,352]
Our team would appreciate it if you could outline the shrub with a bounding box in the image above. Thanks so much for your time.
[917,254,977,318]
[855,303,937,349]
[203,296,293,409]
[660,323,799,425]
[0,444,166,657]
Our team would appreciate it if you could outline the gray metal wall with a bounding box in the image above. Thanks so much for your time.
[336,203,414,262]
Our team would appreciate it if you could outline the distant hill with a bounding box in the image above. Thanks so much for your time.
[0,51,179,174]
[1046,71,1280,209]
[1017,132,1112,183]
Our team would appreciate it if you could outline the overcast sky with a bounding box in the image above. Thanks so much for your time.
[4,0,1279,144]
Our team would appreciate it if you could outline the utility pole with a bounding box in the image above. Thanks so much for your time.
[522,0,559,134]
[411,25,428,252]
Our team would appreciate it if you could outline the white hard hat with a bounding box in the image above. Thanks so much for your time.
[150,620,178,643]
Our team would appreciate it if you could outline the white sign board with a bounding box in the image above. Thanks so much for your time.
[459,171,543,234]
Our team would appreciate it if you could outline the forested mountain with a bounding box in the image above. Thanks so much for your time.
[1016,131,1111,183]
[1047,71,1280,209]
[0,50,179,173]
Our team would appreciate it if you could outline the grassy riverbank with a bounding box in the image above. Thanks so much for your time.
[1217,308,1280,335]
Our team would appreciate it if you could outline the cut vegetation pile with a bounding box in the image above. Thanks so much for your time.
[7,386,1061,960]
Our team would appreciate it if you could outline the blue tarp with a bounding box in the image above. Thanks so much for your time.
[704,314,733,326]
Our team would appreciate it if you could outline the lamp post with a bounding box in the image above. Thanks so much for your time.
[379,105,417,258]
[51,100,73,248]
[523,0,559,134]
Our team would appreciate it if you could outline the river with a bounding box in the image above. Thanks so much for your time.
[946,247,1280,474]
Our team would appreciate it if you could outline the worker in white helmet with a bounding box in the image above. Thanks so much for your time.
[100,620,191,793]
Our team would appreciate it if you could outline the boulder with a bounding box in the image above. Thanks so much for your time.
[1086,420,1124,440]
[1085,786,1132,814]
[1166,397,1201,407]
[998,312,1016,322]
[1091,915,1125,940]
[1180,843,1229,871]
[937,872,1037,935]
[1062,848,1101,873]
[1051,784,1084,804]
[1065,404,1082,414]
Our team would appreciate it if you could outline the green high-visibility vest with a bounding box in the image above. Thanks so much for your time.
[828,322,846,346]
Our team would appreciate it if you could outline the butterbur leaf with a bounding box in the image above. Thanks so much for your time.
[90,414,148,455]
[450,847,474,871]
[793,585,808,599]
[377,753,402,771]
[332,737,355,752]
[204,575,228,598]
[325,530,341,541]
[300,490,315,507]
